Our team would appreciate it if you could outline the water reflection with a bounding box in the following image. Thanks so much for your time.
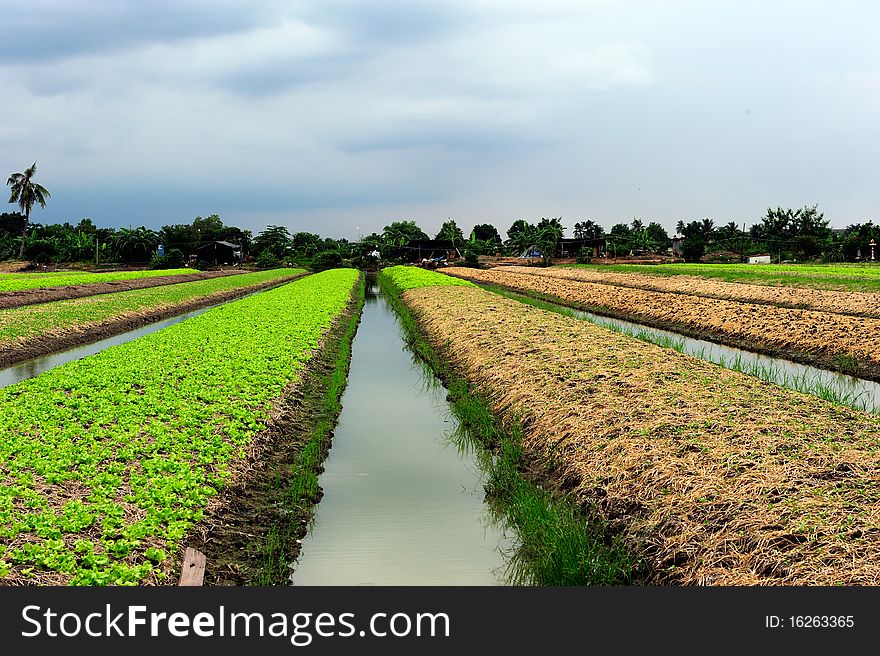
[291,280,517,586]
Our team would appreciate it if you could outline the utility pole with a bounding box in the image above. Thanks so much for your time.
[95,237,99,266]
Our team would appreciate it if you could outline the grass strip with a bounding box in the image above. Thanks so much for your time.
[379,266,636,585]
[0,269,359,585]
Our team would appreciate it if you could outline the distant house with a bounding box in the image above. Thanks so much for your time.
[746,253,771,264]
[196,240,242,266]
[671,235,684,257]
[401,240,460,263]
[556,238,606,258]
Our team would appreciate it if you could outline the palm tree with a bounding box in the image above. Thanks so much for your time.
[7,162,51,259]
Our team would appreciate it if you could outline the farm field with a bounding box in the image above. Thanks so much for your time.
[445,267,880,382]
[0,268,305,368]
[0,269,245,310]
[563,263,880,292]
[0,268,360,585]
[511,265,880,318]
[390,268,880,585]
[0,268,197,292]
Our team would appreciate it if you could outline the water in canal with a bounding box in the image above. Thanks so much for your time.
[291,280,515,585]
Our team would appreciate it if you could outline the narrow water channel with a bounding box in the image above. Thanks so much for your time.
[291,281,515,585]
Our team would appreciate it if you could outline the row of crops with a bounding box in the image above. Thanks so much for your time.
[381,265,880,585]
[0,268,304,358]
[0,269,360,585]
[0,268,196,292]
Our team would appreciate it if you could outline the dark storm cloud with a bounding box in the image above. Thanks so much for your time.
[297,0,464,45]
[0,0,280,63]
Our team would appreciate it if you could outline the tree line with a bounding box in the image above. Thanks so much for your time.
[6,162,879,267]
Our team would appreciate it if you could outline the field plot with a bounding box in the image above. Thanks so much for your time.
[0,268,359,585]
[0,268,306,368]
[0,269,247,310]
[513,265,880,318]
[398,282,880,585]
[0,269,196,292]
[565,263,880,292]
[446,268,880,381]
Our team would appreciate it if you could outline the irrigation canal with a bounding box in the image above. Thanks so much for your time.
[291,279,515,585]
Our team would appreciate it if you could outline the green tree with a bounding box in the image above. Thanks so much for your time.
[471,223,501,244]
[573,220,604,240]
[435,219,465,247]
[7,162,51,259]
[382,220,429,246]
[111,227,160,262]
[607,223,633,256]
[645,222,670,252]
[254,225,292,259]
[505,219,536,255]
[290,232,323,258]
[381,220,429,259]
[535,217,565,263]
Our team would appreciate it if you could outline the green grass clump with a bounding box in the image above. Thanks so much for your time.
[381,265,476,291]
[0,268,359,585]
[0,269,198,292]
[0,268,304,345]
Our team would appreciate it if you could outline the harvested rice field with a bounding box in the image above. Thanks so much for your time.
[399,281,880,585]
[564,262,880,293]
[510,265,880,318]
[445,267,880,381]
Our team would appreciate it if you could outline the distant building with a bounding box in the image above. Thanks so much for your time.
[401,240,460,263]
[746,253,771,264]
[671,235,684,257]
[196,240,242,266]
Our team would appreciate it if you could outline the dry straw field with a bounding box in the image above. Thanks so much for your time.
[403,284,880,585]
[444,268,880,381]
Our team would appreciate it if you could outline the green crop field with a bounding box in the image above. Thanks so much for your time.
[0,268,303,346]
[380,265,476,292]
[0,269,196,292]
[0,268,359,585]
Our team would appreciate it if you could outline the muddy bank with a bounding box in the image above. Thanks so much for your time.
[0,270,244,309]
[402,285,880,585]
[0,273,306,369]
[446,268,880,383]
[185,275,363,585]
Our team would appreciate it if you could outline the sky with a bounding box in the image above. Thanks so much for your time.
[1,0,878,240]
